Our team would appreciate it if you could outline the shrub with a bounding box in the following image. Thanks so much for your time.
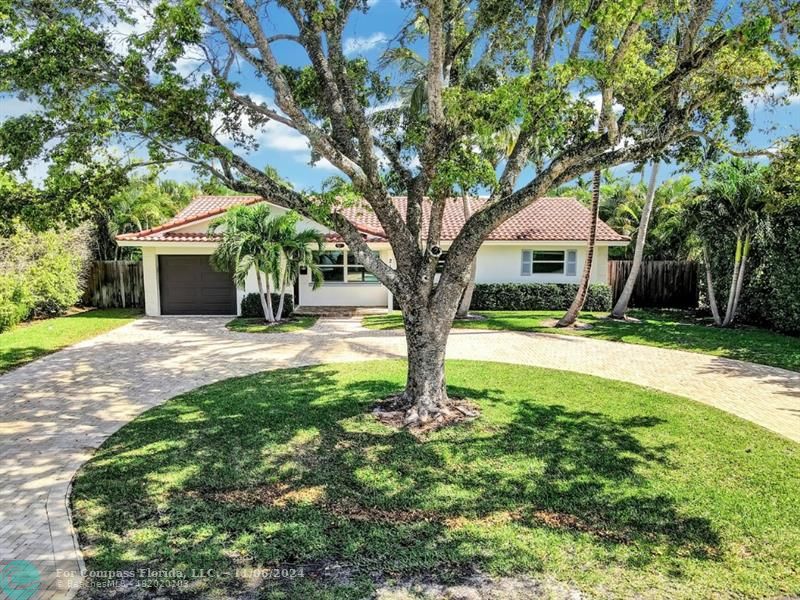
[705,204,800,336]
[240,292,294,318]
[471,283,612,312]
[0,273,34,332]
[0,225,88,322]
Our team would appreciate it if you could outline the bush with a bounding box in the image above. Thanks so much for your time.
[705,204,800,336]
[0,225,88,328]
[471,283,612,312]
[240,292,295,318]
[0,273,34,332]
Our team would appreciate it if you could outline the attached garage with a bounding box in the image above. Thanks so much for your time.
[158,255,236,315]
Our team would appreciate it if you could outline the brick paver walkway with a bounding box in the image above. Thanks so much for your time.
[1,316,798,598]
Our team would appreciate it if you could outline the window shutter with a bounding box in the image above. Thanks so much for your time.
[565,250,577,276]
[521,250,532,276]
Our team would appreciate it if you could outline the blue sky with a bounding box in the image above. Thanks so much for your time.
[1,0,798,191]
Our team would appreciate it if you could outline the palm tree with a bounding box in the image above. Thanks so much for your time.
[694,159,769,327]
[209,204,324,323]
[557,163,601,327]
[611,161,660,319]
[266,211,324,321]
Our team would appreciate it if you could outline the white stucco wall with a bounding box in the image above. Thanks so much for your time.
[139,242,614,315]
[474,244,609,285]
[131,198,621,314]
[141,244,294,317]
[296,248,391,307]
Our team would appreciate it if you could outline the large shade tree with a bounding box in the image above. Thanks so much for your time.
[0,0,797,423]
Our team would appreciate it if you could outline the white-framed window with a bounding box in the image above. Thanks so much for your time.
[521,249,578,276]
[314,250,379,284]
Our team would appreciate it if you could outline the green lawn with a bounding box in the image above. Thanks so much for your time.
[363,310,800,372]
[0,308,141,374]
[71,360,800,599]
[226,315,318,333]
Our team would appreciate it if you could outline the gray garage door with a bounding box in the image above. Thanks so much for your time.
[159,255,236,315]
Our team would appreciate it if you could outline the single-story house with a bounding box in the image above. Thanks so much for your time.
[116,195,629,316]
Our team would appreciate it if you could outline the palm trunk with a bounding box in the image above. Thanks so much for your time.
[558,166,601,327]
[275,268,286,322]
[726,233,750,327]
[255,270,275,322]
[456,194,476,319]
[702,244,722,326]
[611,162,659,319]
[722,235,743,327]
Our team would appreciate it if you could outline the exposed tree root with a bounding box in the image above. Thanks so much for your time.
[453,313,488,322]
[540,318,594,330]
[372,395,480,437]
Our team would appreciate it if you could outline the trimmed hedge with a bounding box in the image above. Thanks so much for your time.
[471,283,612,312]
[240,293,294,318]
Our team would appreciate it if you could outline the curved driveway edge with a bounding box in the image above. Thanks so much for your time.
[1,316,798,598]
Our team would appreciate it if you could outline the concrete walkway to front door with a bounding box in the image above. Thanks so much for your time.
[1,316,798,598]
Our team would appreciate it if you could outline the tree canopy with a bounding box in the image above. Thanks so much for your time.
[1,0,797,293]
[1,0,798,412]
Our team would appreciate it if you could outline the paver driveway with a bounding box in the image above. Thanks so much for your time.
[1,316,798,598]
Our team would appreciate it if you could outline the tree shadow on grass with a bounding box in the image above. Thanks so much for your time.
[72,363,720,598]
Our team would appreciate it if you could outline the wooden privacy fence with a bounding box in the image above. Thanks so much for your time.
[83,260,144,308]
[608,260,699,308]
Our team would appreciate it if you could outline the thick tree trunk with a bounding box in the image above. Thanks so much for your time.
[399,302,454,424]
[611,162,659,319]
[722,235,742,327]
[557,167,601,327]
[702,244,722,326]
[255,270,275,322]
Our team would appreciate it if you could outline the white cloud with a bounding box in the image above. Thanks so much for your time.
[744,83,800,108]
[0,96,41,118]
[343,32,388,56]
[107,3,153,56]
[175,45,208,78]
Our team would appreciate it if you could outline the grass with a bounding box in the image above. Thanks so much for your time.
[71,360,800,599]
[363,310,800,372]
[0,308,141,374]
[226,315,318,333]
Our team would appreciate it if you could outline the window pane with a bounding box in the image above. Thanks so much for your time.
[532,261,564,274]
[521,250,532,276]
[436,251,448,274]
[346,265,379,283]
[565,250,577,276]
[532,251,565,262]
[319,266,345,281]
[316,251,344,266]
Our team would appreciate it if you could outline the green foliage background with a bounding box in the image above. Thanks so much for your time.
[0,225,89,331]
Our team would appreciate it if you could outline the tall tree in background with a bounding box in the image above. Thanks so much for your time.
[1,0,796,423]
[610,161,660,318]
[557,164,601,327]
[694,159,770,327]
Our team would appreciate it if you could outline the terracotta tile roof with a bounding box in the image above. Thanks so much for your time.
[336,197,627,242]
[116,196,261,241]
[173,195,261,219]
[117,195,628,243]
[126,231,223,242]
